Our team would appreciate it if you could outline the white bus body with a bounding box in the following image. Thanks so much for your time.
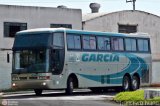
[12,28,151,95]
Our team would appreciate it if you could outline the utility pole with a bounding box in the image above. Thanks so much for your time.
[126,0,136,11]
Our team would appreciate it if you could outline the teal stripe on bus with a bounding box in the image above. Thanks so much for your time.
[66,30,127,37]
[77,53,148,84]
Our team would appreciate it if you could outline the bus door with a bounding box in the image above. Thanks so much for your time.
[50,33,65,75]
[50,49,64,75]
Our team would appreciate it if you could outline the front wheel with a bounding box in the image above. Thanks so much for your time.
[131,76,140,91]
[34,89,43,96]
[65,78,74,95]
[122,76,131,91]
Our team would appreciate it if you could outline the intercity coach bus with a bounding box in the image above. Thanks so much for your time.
[12,28,151,95]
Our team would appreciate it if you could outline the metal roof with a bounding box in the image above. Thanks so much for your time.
[82,10,160,22]
[82,12,107,21]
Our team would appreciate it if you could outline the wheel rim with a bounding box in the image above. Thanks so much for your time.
[132,77,138,90]
[70,81,74,91]
[124,79,129,90]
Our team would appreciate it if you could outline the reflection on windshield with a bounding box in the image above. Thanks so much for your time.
[13,50,47,73]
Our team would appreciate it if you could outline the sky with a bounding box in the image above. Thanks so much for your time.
[0,0,159,16]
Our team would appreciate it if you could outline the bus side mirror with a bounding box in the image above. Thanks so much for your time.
[7,53,10,63]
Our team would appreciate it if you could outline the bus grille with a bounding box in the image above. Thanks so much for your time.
[19,77,27,80]
[29,77,38,80]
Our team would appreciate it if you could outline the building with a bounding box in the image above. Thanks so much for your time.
[82,3,160,85]
[0,4,82,90]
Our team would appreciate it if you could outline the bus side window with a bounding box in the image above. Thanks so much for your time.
[53,33,64,49]
[125,38,137,51]
[138,39,149,52]
[111,37,124,51]
[67,34,81,50]
[83,36,96,50]
[97,37,111,50]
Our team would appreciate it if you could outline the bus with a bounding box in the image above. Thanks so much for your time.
[12,28,151,95]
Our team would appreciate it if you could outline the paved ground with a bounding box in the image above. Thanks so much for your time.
[1,90,120,106]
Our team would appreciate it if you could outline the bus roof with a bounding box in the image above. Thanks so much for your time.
[16,28,66,34]
[17,28,150,38]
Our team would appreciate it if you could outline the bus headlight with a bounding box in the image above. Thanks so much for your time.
[12,83,16,87]
[42,82,46,86]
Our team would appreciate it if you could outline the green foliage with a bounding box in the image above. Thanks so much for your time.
[114,90,144,102]
[114,90,160,106]
[152,97,160,101]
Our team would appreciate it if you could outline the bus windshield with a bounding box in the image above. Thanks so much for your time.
[13,33,51,50]
[13,49,49,73]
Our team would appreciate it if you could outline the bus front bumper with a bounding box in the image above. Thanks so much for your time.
[12,80,53,89]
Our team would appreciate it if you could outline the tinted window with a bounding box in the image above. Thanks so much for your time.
[112,38,124,51]
[143,40,149,51]
[97,37,110,50]
[138,39,149,52]
[74,36,81,49]
[125,38,137,51]
[67,34,81,49]
[138,39,143,51]
[83,36,96,50]
[53,33,64,48]
[67,35,74,49]
[83,36,90,49]
[13,33,50,50]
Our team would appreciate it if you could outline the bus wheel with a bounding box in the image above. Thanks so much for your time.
[65,77,74,95]
[131,75,140,91]
[123,76,131,91]
[34,89,43,96]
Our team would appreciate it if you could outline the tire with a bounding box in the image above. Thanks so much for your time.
[122,76,131,91]
[131,76,140,91]
[34,89,42,96]
[65,77,74,95]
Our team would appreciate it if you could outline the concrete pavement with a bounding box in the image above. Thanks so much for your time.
[1,90,118,106]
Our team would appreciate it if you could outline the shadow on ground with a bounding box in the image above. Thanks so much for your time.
[3,89,119,99]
